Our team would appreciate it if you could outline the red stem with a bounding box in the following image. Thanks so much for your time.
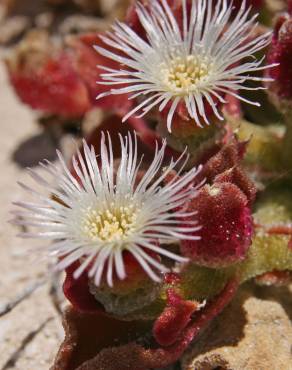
[77,278,239,370]
[143,277,239,368]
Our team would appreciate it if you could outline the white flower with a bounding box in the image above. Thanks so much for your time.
[95,0,276,132]
[12,133,202,287]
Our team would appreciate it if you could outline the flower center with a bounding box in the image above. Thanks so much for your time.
[160,55,210,94]
[82,205,137,242]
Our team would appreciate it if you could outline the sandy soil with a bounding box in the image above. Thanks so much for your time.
[0,55,62,370]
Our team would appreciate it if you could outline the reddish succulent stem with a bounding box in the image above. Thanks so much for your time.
[159,278,238,362]
[139,277,239,369]
[77,278,239,370]
[153,289,199,347]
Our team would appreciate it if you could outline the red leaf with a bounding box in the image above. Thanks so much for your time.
[153,289,199,346]
[9,52,91,118]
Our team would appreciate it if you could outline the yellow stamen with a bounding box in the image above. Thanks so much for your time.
[160,55,211,94]
[81,205,137,242]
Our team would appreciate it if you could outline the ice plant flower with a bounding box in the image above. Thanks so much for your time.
[95,0,274,132]
[12,133,202,287]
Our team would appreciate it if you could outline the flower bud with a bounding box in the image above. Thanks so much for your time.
[180,182,253,267]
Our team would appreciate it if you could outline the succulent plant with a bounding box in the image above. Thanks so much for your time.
[10,0,292,369]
